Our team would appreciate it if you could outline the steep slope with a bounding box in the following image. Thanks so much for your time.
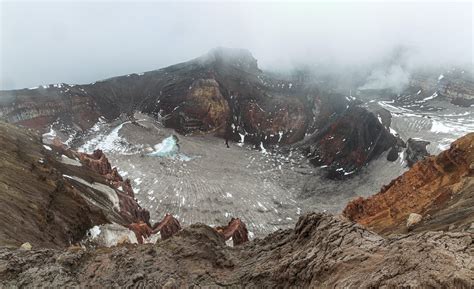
[343,132,474,234]
[296,105,402,179]
[0,122,149,248]
[0,48,402,173]
[409,68,474,107]
[0,213,472,288]
[0,85,100,130]
[0,48,315,146]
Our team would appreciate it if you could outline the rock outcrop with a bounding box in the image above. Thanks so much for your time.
[297,105,402,179]
[0,48,404,176]
[0,213,472,288]
[215,218,249,246]
[343,132,474,235]
[436,69,474,107]
[405,138,430,167]
[166,79,231,134]
[0,121,153,248]
[0,122,251,248]
[0,85,101,130]
[399,68,474,108]
[0,121,106,248]
[0,48,314,147]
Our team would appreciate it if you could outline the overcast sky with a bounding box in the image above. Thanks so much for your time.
[0,1,472,90]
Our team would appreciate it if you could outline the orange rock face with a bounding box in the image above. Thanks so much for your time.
[343,132,474,234]
[168,79,231,134]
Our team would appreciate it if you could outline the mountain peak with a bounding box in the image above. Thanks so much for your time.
[200,47,260,73]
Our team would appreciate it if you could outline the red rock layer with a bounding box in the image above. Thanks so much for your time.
[343,132,474,234]
[215,218,249,246]
[70,149,150,226]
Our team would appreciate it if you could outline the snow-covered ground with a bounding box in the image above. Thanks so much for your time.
[378,100,473,152]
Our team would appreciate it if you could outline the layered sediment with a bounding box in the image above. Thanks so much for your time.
[0,121,153,248]
[343,132,474,234]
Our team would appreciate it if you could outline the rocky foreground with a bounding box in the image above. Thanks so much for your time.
[0,212,472,287]
[0,122,473,287]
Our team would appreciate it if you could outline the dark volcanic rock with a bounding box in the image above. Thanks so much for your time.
[398,68,474,108]
[1,213,472,287]
[405,138,430,167]
[298,105,402,179]
[0,48,405,177]
[0,48,316,147]
[0,85,101,130]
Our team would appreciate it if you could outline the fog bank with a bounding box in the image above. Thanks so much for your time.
[1,1,472,90]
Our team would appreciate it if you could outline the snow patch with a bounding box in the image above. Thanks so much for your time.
[60,155,82,166]
[260,142,267,154]
[85,223,141,247]
[430,120,452,134]
[63,174,120,210]
[421,92,438,102]
[238,133,246,147]
[79,121,135,154]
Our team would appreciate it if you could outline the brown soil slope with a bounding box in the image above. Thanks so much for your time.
[0,122,148,248]
[344,132,474,235]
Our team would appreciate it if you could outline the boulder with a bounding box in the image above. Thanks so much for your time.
[406,213,422,229]
[19,243,32,250]
[405,138,430,167]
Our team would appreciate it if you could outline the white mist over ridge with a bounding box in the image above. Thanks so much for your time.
[359,65,410,93]
[1,1,472,90]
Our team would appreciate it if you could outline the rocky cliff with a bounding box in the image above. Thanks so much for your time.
[296,105,402,179]
[0,48,314,145]
[343,132,474,235]
[0,48,402,176]
[398,68,473,108]
[0,86,100,130]
[1,213,472,287]
[0,122,473,287]
[0,121,149,248]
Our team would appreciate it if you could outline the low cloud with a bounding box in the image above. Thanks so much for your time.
[0,1,472,90]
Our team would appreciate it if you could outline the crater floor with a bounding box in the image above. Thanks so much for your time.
[76,114,406,238]
[73,99,473,238]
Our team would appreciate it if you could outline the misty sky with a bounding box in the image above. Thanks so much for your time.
[0,1,472,90]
